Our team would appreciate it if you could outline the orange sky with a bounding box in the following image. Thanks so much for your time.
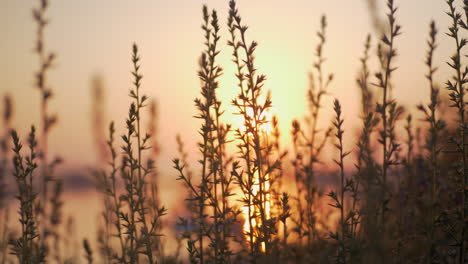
[1,0,464,174]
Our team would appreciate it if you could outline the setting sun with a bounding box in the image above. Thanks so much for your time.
[241,170,272,252]
[235,107,274,135]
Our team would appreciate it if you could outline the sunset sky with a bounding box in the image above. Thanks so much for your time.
[2,0,458,170]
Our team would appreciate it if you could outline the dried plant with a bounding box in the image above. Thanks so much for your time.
[146,99,164,258]
[373,0,402,236]
[91,77,114,264]
[94,44,166,264]
[32,0,63,258]
[0,95,13,264]
[175,5,241,263]
[227,0,282,260]
[443,1,468,262]
[327,99,351,264]
[417,20,445,262]
[354,36,380,260]
[357,35,374,116]
[9,127,46,263]
[83,239,93,264]
[279,192,291,258]
[290,15,333,255]
[91,75,109,166]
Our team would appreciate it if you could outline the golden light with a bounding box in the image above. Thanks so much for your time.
[235,105,274,252]
[240,166,272,252]
[235,107,274,135]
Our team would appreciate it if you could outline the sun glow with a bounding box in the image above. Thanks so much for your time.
[234,106,274,252]
[240,164,272,252]
[236,107,274,135]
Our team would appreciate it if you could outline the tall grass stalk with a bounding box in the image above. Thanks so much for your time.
[104,121,127,261]
[146,99,164,259]
[33,0,56,212]
[374,0,402,234]
[328,99,351,263]
[175,5,239,263]
[9,127,46,263]
[358,35,374,117]
[32,1,63,258]
[290,15,333,252]
[0,95,13,264]
[355,112,379,261]
[228,0,280,259]
[227,2,256,256]
[417,20,443,262]
[353,35,376,249]
[83,239,93,264]
[445,1,467,261]
[95,44,166,264]
[91,77,113,264]
[279,192,291,257]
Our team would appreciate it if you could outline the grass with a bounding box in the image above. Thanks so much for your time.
[0,95,12,264]
[291,15,333,256]
[444,1,468,262]
[1,0,468,263]
[417,20,444,262]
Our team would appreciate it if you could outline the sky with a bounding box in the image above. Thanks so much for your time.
[1,0,465,188]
